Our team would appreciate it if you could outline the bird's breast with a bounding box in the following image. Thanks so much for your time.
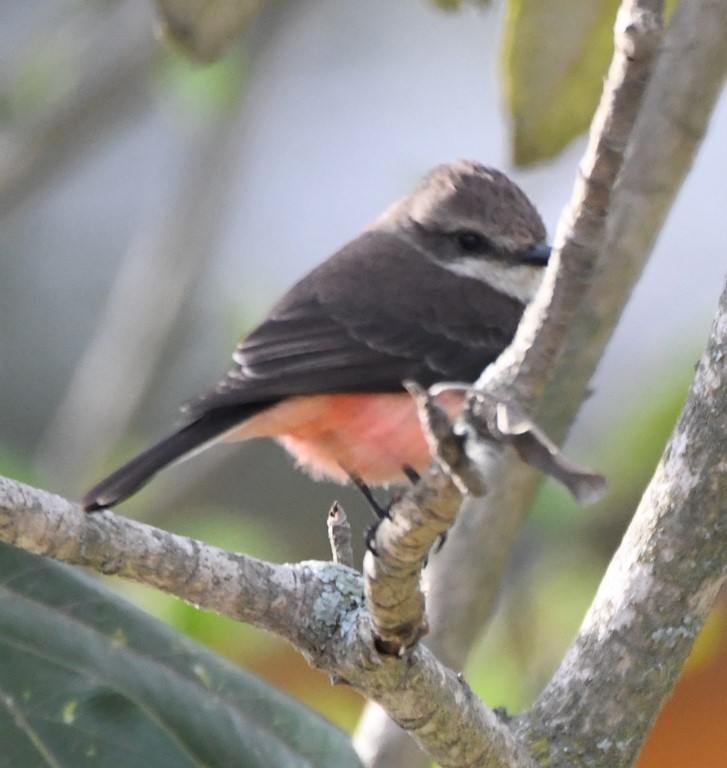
[221,391,465,484]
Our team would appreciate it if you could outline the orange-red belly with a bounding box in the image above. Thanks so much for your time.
[221,391,465,484]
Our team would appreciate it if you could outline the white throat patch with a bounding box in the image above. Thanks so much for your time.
[435,256,546,304]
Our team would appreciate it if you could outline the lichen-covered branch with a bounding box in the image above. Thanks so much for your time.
[0,475,532,768]
[519,273,727,767]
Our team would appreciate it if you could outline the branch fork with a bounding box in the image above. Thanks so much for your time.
[362,380,604,657]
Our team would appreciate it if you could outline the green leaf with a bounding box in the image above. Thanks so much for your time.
[503,0,621,165]
[502,0,677,165]
[0,543,363,768]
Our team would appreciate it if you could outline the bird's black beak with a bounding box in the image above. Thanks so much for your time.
[519,243,551,265]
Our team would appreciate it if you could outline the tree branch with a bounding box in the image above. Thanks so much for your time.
[328,501,354,568]
[355,0,666,761]
[519,271,727,766]
[362,382,603,657]
[363,468,462,655]
[0,473,533,768]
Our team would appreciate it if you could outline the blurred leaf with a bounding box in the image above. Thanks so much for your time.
[503,0,620,165]
[155,51,248,115]
[0,543,363,768]
[156,0,267,63]
[683,602,727,674]
[502,0,677,165]
[107,504,365,733]
[428,0,491,10]
[110,582,365,732]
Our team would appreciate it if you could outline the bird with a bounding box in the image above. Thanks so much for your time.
[82,160,550,512]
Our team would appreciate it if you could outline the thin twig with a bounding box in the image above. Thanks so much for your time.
[327,502,354,568]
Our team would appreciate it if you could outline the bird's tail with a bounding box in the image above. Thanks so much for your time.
[82,404,265,511]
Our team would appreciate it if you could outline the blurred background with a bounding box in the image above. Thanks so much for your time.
[1,1,725,763]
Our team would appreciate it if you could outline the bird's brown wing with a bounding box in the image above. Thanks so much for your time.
[184,230,524,417]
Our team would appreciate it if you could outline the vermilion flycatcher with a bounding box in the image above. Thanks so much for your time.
[83,160,550,511]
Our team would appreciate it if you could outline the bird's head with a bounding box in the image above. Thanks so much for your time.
[392,160,550,304]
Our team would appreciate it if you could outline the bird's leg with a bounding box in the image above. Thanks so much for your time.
[354,468,430,556]
[349,475,386,556]
[401,464,420,484]
[349,474,393,557]
[350,474,389,520]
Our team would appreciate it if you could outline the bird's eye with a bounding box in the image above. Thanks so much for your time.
[454,231,490,253]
